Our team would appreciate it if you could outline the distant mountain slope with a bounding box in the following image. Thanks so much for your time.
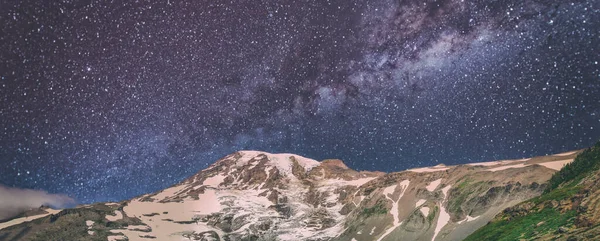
[334,151,577,241]
[0,149,582,241]
[465,142,600,241]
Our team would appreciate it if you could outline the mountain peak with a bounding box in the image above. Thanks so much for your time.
[0,148,587,241]
[233,150,321,171]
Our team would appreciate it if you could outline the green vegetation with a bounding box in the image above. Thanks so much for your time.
[466,141,600,241]
[427,206,438,224]
[530,185,582,205]
[31,209,113,241]
[546,142,600,192]
[456,176,473,190]
[465,208,576,241]
[447,179,489,216]
[360,201,388,218]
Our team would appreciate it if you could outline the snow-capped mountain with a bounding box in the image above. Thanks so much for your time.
[0,150,580,241]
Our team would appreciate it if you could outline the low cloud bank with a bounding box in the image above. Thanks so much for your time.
[0,185,76,220]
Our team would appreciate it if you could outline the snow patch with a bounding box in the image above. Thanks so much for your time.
[235,151,265,165]
[150,184,189,201]
[321,177,376,188]
[432,185,452,241]
[486,163,528,172]
[382,185,397,197]
[107,235,127,241]
[126,189,221,218]
[537,159,574,171]
[420,207,430,217]
[487,158,574,172]
[426,179,442,192]
[203,173,226,187]
[289,155,321,171]
[458,215,480,224]
[86,220,94,235]
[408,166,449,173]
[236,151,320,175]
[377,180,410,241]
[106,210,123,221]
[121,188,278,240]
[259,166,274,189]
[317,177,376,208]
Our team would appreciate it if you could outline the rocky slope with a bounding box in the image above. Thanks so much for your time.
[0,150,581,241]
[465,142,600,241]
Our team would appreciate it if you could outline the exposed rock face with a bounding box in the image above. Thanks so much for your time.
[0,150,582,241]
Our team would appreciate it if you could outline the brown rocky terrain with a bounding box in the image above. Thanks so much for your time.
[0,149,581,241]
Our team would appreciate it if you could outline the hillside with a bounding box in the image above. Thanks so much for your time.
[465,142,600,241]
[0,150,581,241]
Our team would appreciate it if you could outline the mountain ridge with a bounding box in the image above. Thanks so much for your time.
[0,149,583,241]
[465,143,600,241]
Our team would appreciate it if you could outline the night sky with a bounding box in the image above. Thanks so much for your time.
[1,0,599,204]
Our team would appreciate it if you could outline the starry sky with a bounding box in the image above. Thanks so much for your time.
[1,0,599,204]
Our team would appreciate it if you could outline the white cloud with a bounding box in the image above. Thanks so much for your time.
[0,185,75,220]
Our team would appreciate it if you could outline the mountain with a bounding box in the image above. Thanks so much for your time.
[0,150,581,241]
[465,142,600,241]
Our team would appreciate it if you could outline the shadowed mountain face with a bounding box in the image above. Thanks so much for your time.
[0,150,582,241]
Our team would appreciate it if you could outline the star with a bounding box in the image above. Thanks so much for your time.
[0,0,598,203]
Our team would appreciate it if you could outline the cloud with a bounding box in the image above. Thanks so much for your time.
[0,185,76,220]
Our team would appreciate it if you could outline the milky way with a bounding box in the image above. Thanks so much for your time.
[1,0,599,203]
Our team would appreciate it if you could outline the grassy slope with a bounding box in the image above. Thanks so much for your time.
[464,194,578,241]
[465,142,600,241]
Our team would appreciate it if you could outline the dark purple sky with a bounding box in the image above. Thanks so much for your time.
[1,0,599,203]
